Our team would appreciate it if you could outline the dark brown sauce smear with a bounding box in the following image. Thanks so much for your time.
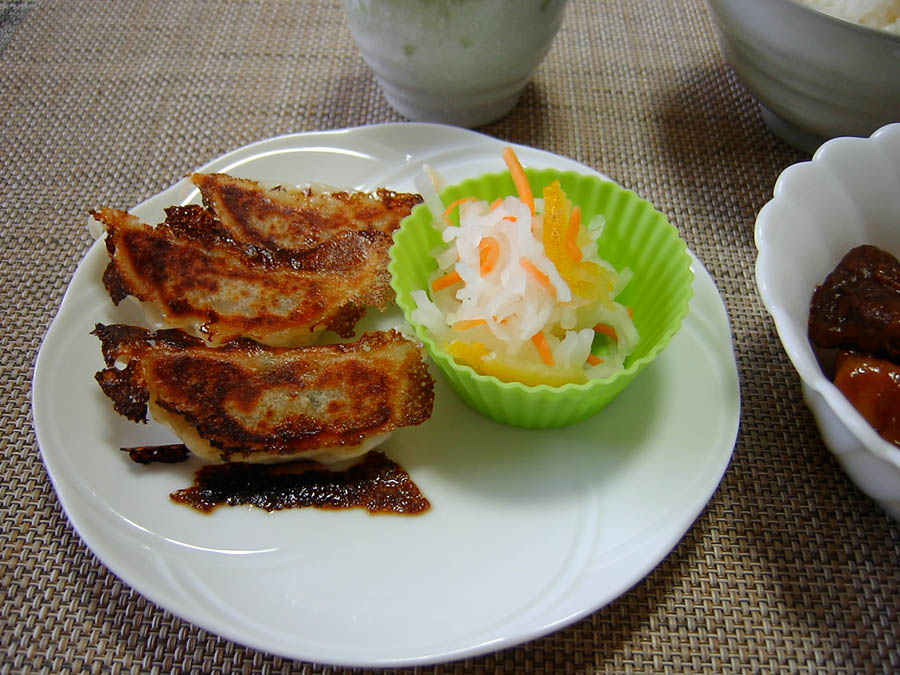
[169,450,430,515]
[122,443,191,464]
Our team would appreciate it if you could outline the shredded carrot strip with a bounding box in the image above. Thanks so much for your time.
[520,257,556,297]
[502,146,535,216]
[531,331,554,366]
[442,197,475,226]
[586,354,604,366]
[453,318,487,331]
[431,269,463,292]
[479,236,500,276]
[490,197,504,210]
[503,216,517,222]
[627,306,634,318]
[594,323,618,342]
[570,205,582,229]
[565,205,583,262]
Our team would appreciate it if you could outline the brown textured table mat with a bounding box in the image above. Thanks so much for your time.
[2,0,898,672]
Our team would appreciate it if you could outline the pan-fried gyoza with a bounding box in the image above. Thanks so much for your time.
[191,172,421,253]
[92,324,435,465]
[93,205,395,346]
[92,178,421,346]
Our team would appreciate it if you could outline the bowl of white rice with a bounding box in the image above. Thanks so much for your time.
[705,0,900,153]
[796,0,899,32]
[389,156,693,428]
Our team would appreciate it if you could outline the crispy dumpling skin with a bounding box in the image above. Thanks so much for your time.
[93,177,421,346]
[93,206,395,346]
[92,324,435,464]
[191,172,422,253]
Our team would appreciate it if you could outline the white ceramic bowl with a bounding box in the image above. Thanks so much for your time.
[341,0,568,127]
[755,123,900,520]
[705,0,900,153]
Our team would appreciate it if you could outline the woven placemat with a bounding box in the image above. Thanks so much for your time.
[2,0,898,672]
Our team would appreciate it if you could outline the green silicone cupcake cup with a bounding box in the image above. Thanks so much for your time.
[389,168,694,428]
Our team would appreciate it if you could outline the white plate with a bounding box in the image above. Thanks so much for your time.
[32,123,740,667]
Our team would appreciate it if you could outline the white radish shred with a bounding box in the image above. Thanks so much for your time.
[411,162,639,386]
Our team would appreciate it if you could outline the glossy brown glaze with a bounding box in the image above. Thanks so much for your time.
[833,351,900,447]
[170,451,430,514]
[809,245,900,361]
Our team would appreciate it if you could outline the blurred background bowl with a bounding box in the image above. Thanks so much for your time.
[341,0,568,128]
[755,123,900,519]
[390,167,693,428]
[705,0,900,153]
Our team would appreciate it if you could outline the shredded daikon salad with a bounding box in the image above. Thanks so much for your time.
[410,147,639,387]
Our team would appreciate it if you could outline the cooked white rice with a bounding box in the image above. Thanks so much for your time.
[796,0,900,33]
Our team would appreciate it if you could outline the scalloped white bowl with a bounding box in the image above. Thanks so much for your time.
[755,123,900,520]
